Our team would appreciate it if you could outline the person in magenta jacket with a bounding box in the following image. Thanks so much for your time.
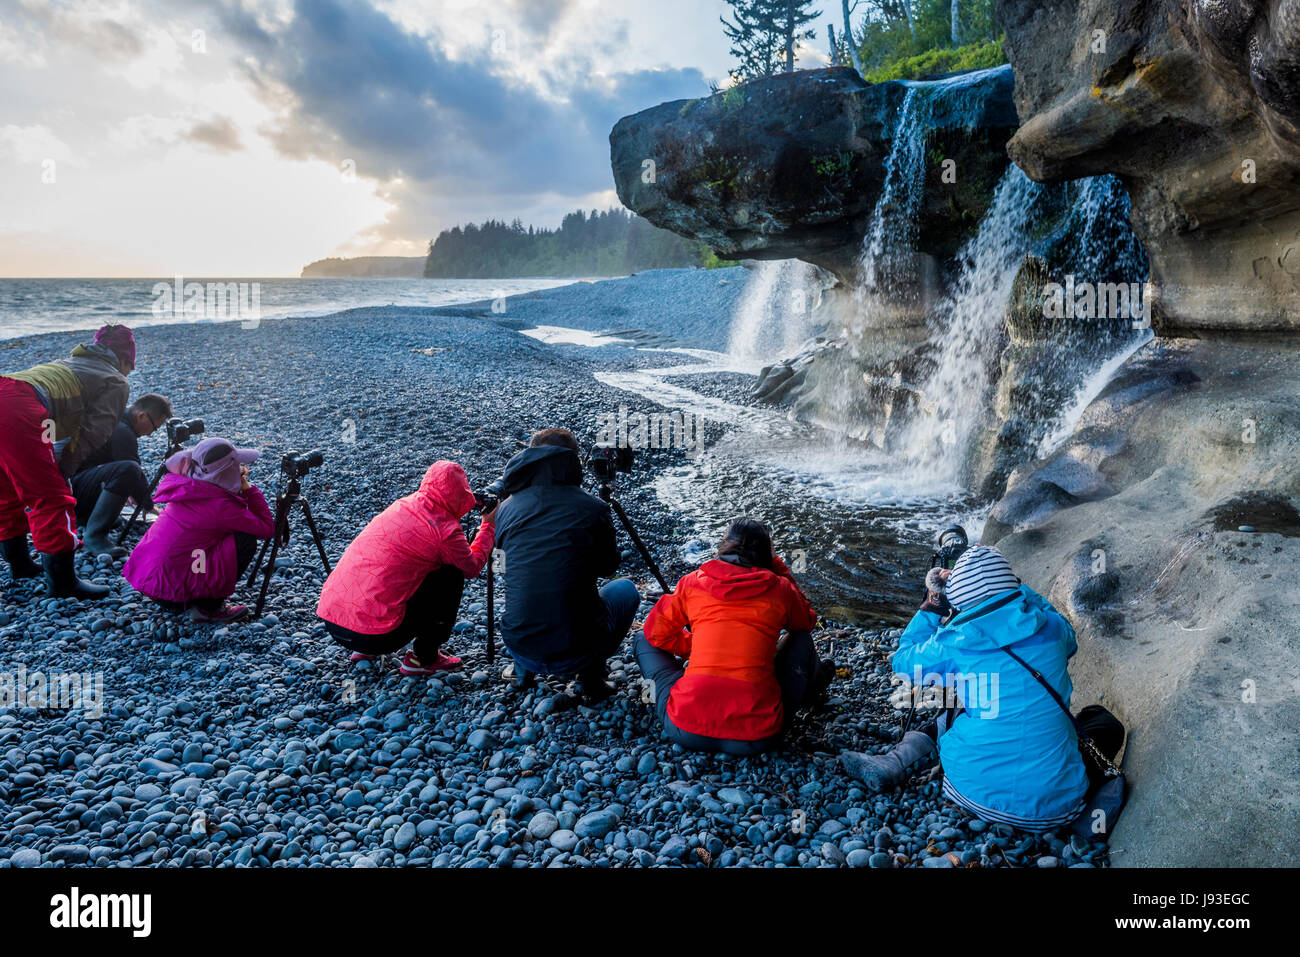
[316,460,495,677]
[122,437,274,622]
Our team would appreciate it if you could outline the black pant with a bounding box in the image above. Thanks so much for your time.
[634,629,825,756]
[71,460,150,525]
[153,532,259,613]
[324,564,465,661]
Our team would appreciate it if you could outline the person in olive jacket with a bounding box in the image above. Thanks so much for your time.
[0,324,135,599]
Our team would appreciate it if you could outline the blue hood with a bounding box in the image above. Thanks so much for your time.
[943,585,1051,649]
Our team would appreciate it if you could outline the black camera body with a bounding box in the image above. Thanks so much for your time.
[931,524,970,571]
[166,417,205,446]
[587,445,635,484]
[282,449,324,479]
[473,478,506,512]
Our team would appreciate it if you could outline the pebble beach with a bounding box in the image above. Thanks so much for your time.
[0,273,1108,869]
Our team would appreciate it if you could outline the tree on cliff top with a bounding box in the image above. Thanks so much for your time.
[722,0,818,80]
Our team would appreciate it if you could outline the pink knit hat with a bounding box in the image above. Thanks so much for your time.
[94,324,136,370]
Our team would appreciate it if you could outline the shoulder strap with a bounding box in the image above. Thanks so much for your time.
[1000,645,1084,736]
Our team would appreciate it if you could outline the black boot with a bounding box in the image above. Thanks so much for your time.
[41,550,110,600]
[81,491,128,558]
[576,661,613,704]
[2,536,41,580]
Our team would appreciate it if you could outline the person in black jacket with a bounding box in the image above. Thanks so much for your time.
[493,428,640,701]
[71,393,171,557]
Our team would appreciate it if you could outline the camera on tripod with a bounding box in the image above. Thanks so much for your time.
[166,417,205,445]
[473,477,506,512]
[586,445,635,484]
[118,416,206,544]
[281,449,324,479]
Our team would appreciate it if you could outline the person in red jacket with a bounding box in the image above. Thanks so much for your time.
[635,517,834,755]
[317,461,495,677]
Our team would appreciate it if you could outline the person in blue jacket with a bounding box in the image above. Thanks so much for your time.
[841,545,1116,833]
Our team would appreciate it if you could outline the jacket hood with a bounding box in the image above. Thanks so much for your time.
[71,342,123,369]
[153,472,240,504]
[499,445,583,494]
[417,460,477,517]
[944,585,1049,648]
[695,558,781,600]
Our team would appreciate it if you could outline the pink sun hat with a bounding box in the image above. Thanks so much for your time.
[167,437,259,493]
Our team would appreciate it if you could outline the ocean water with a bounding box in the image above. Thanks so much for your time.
[0,277,584,341]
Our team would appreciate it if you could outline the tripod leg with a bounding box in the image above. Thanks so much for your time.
[246,535,273,589]
[608,496,672,594]
[253,526,284,620]
[486,562,495,665]
[118,463,169,545]
[116,505,143,546]
[298,498,332,574]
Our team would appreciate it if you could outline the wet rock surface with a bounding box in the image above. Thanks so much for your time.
[1000,0,1300,332]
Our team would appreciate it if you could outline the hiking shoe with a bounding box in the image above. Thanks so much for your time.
[399,650,462,676]
[187,603,248,623]
[348,651,378,663]
[502,661,537,691]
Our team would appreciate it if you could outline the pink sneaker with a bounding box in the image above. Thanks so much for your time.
[187,603,247,623]
[349,651,377,663]
[399,650,462,676]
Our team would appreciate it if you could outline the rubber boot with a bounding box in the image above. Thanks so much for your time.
[41,550,110,600]
[81,490,129,558]
[1,536,41,579]
[841,731,939,792]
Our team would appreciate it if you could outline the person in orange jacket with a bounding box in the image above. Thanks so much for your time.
[634,517,834,755]
[317,461,495,676]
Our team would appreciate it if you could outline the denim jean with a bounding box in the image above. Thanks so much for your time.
[633,629,822,756]
[510,577,642,678]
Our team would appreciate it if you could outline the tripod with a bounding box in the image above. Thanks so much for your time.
[597,482,672,595]
[116,440,185,545]
[245,474,331,618]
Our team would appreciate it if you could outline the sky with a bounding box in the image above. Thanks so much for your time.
[0,0,846,277]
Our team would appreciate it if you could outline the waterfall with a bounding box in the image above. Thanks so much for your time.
[858,88,928,295]
[898,167,1048,481]
[727,259,824,362]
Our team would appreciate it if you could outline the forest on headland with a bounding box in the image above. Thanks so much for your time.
[422,208,722,278]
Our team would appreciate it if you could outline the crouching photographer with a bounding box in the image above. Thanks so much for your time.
[839,544,1127,835]
[70,393,173,557]
[492,428,640,702]
[316,461,495,676]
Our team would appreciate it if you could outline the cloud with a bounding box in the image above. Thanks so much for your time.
[185,115,244,152]
[218,0,707,241]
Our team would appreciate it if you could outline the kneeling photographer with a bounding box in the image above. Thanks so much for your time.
[492,427,640,701]
[70,393,173,557]
[316,461,495,676]
[122,437,273,622]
